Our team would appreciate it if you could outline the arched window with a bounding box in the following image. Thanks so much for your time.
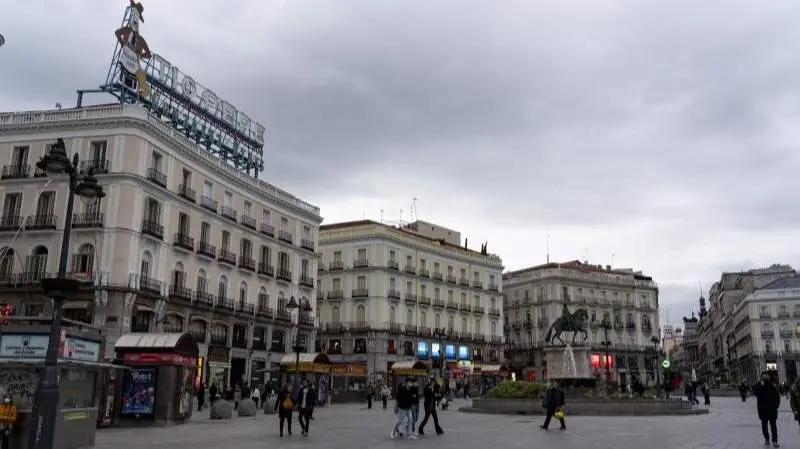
[784,340,792,353]
[447,315,454,332]
[172,262,186,287]
[239,281,248,305]
[218,276,228,300]
[164,314,183,333]
[139,251,152,278]
[211,323,229,345]
[72,244,94,272]
[356,304,366,323]
[189,319,207,343]
[196,269,208,292]
[278,292,287,311]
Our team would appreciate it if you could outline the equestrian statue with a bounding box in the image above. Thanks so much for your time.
[544,305,589,346]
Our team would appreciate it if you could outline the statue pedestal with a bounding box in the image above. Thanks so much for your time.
[543,345,593,380]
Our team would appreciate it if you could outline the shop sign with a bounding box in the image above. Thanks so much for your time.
[207,346,229,364]
[0,334,49,358]
[348,364,367,375]
[62,337,101,362]
[124,352,196,366]
[330,365,347,375]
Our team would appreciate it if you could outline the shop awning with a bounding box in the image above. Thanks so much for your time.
[390,361,428,374]
[279,352,330,366]
[477,364,508,374]
[0,358,128,370]
[114,332,199,357]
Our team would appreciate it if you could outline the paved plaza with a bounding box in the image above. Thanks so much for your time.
[95,397,798,449]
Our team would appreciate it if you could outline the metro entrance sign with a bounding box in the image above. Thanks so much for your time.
[661,359,671,369]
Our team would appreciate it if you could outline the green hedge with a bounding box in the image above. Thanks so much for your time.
[490,380,547,399]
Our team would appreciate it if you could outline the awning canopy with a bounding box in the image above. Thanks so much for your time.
[390,361,428,373]
[114,332,199,357]
[0,358,128,370]
[279,352,330,366]
[478,364,509,373]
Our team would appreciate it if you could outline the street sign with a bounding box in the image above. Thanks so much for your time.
[661,359,671,369]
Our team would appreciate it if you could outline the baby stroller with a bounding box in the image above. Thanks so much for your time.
[440,396,451,410]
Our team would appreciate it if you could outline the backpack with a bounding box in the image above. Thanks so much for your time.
[282,396,294,410]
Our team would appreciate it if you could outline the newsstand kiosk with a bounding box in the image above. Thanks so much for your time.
[113,332,199,426]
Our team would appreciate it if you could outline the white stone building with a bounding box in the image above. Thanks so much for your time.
[0,104,322,388]
[728,276,800,383]
[503,260,660,384]
[316,219,505,385]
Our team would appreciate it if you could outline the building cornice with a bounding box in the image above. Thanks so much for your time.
[504,271,658,294]
[0,105,322,223]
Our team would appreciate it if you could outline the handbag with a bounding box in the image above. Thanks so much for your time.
[553,408,566,419]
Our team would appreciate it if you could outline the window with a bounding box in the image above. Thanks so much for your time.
[150,152,162,170]
[473,271,479,281]
[389,306,397,323]
[200,222,211,242]
[406,280,413,294]
[196,272,208,292]
[420,312,427,326]
[12,146,29,167]
[420,285,427,297]
[435,314,441,328]
[420,259,426,270]
[356,304,366,323]
[218,277,228,299]
[434,288,440,300]
[460,292,467,304]
[280,216,289,230]
[473,295,480,306]
[448,290,454,301]
[278,252,290,271]
[333,251,342,262]
[407,308,413,324]
[489,274,495,285]
[447,266,453,275]
[259,246,271,264]
[434,262,440,274]
[389,277,396,290]
[240,239,252,258]
[144,198,161,222]
[448,316,454,331]
[178,212,190,234]
[221,231,231,250]
[72,244,94,272]
[332,278,341,290]
[357,276,367,289]
[389,250,396,262]
[2,193,22,217]
[181,169,191,186]
[243,201,252,217]
[203,181,213,198]
[262,208,271,224]
[223,191,233,208]
[36,192,55,216]
[357,248,367,261]
[303,226,311,239]
[475,320,481,334]
[301,259,309,275]
[461,317,468,333]
[406,255,413,267]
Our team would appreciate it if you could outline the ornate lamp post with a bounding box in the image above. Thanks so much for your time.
[285,296,312,386]
[28,139,105,449]
[599,318,613,389]
[432,328,447,380]
[650,335,661,386]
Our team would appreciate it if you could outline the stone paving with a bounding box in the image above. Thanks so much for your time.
[95,396,799,449]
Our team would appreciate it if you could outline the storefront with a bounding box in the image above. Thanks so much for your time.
[206,346,230,389]
[113,332,199,426]
[279,353,331,405]
[0,326,113,449]
[329,363,368,403]
[475,363,510,393]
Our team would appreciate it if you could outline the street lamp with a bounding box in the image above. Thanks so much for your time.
[599,319,613,390]
[285,296,312,386]
[28,138,105,449]
[650,335,661,386]
[432,328,447,381]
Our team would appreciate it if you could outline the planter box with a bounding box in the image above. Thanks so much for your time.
[465,397,708,416]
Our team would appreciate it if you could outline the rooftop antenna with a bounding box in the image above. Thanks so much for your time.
[412,197,418,221]
[583,246,589,264]
[546,234,551,264]
[610,253,615,268]
[399,208,403,225]
[380,209,384,224]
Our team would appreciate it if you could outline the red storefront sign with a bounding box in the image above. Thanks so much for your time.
[124,352,196,366]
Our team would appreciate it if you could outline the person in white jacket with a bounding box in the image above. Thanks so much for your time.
[251,386,261,408]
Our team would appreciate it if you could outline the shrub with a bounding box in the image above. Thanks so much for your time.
[490,380,547,399]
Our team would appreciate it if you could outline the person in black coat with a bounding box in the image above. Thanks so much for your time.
[295,379,316,437]
[417,377,444,435]
[274,384,294,437]
[753,373,781,447]
[540,382,566,431]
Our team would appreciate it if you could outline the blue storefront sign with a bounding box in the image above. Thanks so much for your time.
[416,341,429,358]
[445,344,456,360]
[458,346,469,360]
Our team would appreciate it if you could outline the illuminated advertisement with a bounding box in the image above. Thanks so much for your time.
[416,341,429,358]
[121,368,156,416]
[458,346,469,360]
[431,342,441,358]
[445,344,456,360]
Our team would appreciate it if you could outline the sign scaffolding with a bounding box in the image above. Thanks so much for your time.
[95,1,265,176]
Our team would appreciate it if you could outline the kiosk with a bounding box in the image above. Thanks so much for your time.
[475,363,510,393]
[114,332,199,426]
[0,320,114,449]
[279,353,331,405]
[389,361,429,393]
[329,363,368,403]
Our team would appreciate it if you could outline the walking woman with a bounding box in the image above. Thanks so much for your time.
[275,384,294,437]
[753,372,781,447]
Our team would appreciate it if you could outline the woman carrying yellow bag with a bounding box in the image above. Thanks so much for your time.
[540,383,567,431]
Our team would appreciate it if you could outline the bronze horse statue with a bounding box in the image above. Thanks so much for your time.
[544,308,589,345]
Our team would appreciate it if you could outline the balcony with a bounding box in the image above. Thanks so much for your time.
[488,283,499,291]
[299,274,314,288]
[388,290,401,300]
[1,164,30,179]
[276,269,292,282]
[353,259,369,269]
[260,223,275,237]
[201,195,218,213]
[446,301,458,311]
[257,302,274,318]
[388,260,399,271]
[352,288,369,298]
[419,296,431,306]
[404,265,416,275]
[405,293,417,305]
[433,299,445,309]
[278,230,293,244]
[141,219,164,239]
[218,249,236,265]
[780,329,793,338]
[220,206,237,222]
[419,268,430,278]
[138,276,162,295]
[761,330,775,338]
[241,215,256,230]
[276,309,291,322]
[474,305,485,315]
[329,260,344,271]
[0,215,21,231]
[215,297,235,312]
[79,159,110,174]
[168,285,192,303]
[237,300,256,315]
[238,256,256,272]
[458,277,469,287]
[432,272,443,281]
[173,233,194,251]
[489,308,501,317]
[460,304,472,313]
[194,291,214,308]
[146,167,167,187]
[258,263,274,277]
[197,241,216,258]
[446,275,457,284]
[177,184,196,202]
[327,290,344,300]
[72,212,103,228]
[301,239,315,251]
[25,214,57,230]
[778,311,791,318]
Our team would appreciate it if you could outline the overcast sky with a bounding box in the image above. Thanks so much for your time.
[3,0,800,327]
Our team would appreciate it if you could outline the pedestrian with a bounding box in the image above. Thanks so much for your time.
[197,383,206,411]
[418,376,444,436]
[740,381,749,402]
[540,382,566,431]
[366,382,374,409]
[391,378,415,440]
[275,384,294,437]
[234,385,241,410]
[381,384,390,410]
[790,379,800,429]
[0,395,17,449]
[250,385,261,409]
[296,378,316,437]
[701,383,711,405]
[209,383,218,404]
[410,378,421,435]
[753,372,781,447]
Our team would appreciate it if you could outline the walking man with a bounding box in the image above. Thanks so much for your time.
[296,379,316,437]
[418,377,444,436]
[391,378,415,440]
[753,372,781,447]
[410,379,421,435]
[366,382,374,409]
[540,382,566,431]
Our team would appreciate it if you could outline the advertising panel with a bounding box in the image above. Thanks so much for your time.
[121,368,156,416]
[416,341,429,358]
